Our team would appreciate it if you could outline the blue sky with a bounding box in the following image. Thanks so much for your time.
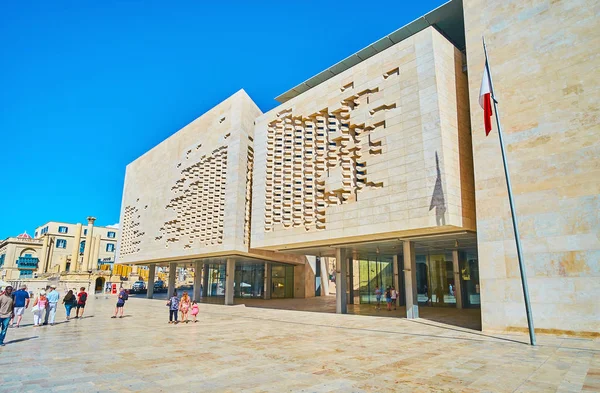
[0,0,445,239]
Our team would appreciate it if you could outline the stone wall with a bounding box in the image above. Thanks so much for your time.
[463,0,599,334]
[118,90,262,264]
[252,27,475,250]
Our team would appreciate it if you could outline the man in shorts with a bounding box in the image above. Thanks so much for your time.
[10,284,30,328]
[75,287,88,319]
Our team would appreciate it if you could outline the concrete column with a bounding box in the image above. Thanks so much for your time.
[39,235,49,274]
[335,248,347,314]
[225,258,235,305]
[452,250,463,309]
[70,223,82,271]
[348,257,354,305]
[168,262,177,297]
[202,264,209,297]
[193,261,202,301]
[90,234,101,270]
[403,241,419,319]
[319,257,329,296]
[147,265,156,299]
[82,217,96,272]
[393,254,400,308]
[263,262,272,300]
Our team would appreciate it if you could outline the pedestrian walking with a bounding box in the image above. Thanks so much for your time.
[374,286,382,310]
[385,286,392,311]
[32,290,48,327]
[167,290,179,324]
[191,301,199,323]
[63,290,76,320]
[75,287,88,319]
[111,288,128,318]
[10,284,30,328]
[390,286,397,310]
[45,285,60,326]
[0,286,14,346]
[179,291,191,323]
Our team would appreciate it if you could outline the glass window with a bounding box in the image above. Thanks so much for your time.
[107,231,116,238]
[358,259,393,304]
[84,229,87,235]
[106,243,115,252]
[460,251,480,308]
[272,265,294,298]
[58,226,68,234]
[79,240,86,254]
[416,253,455,307]
[56,239,67,248]
[234,264,265,299]
[207,264,226,297]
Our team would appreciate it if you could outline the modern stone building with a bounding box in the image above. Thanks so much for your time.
[0,218,119,280]
[117,0,599,336]
[117,90,313,304]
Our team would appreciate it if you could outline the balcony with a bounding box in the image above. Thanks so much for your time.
[17,256,39,269]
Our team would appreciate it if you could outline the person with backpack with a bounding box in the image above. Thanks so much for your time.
[111,288,128,318]
[62,290,77,320]
[385,286,392,311]
[74,287,88,319]
[167,290,179,324]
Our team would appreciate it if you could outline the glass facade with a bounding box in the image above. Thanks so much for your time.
[415,250,480,309]
[460,252,480,307]
[204,263,294,299]
[416,253,456,307]
[272,265,294,298]
[206,264,226,297]
[358,259,394,304]
[234,264,265,298]
[354,249,480,309]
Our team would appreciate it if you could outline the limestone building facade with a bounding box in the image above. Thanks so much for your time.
[0,218,118,280]
[251,27,474,251]
[462,0,599,335]
[117,90,311,304]
[117,0,598,336]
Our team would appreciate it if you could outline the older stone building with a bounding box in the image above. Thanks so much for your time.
[1,219,119,281]
[117,0,599,336]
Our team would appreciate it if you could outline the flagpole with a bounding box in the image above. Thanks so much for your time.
[483,37,536,346]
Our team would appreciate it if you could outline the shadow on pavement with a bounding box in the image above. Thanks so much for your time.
[4,336,39,345]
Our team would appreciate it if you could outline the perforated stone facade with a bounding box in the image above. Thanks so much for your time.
[117,90,262,264]
[251,27,475,250]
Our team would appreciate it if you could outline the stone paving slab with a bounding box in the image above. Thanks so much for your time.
[0,296,598,392]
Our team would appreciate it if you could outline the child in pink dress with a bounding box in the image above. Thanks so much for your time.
[191,301,199,323]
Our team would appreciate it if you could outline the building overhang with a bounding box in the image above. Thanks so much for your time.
[119,249,307,267]
[255,227,477,261]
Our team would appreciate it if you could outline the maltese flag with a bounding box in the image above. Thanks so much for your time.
[479,62,493,136]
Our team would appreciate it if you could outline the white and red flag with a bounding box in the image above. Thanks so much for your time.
[479,62,493,136]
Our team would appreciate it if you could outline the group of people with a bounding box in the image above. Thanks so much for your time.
[374,285,398,311]
[167,290,199,324]
[0,284,89,346]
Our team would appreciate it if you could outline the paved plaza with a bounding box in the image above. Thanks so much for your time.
[0,296,598,393]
